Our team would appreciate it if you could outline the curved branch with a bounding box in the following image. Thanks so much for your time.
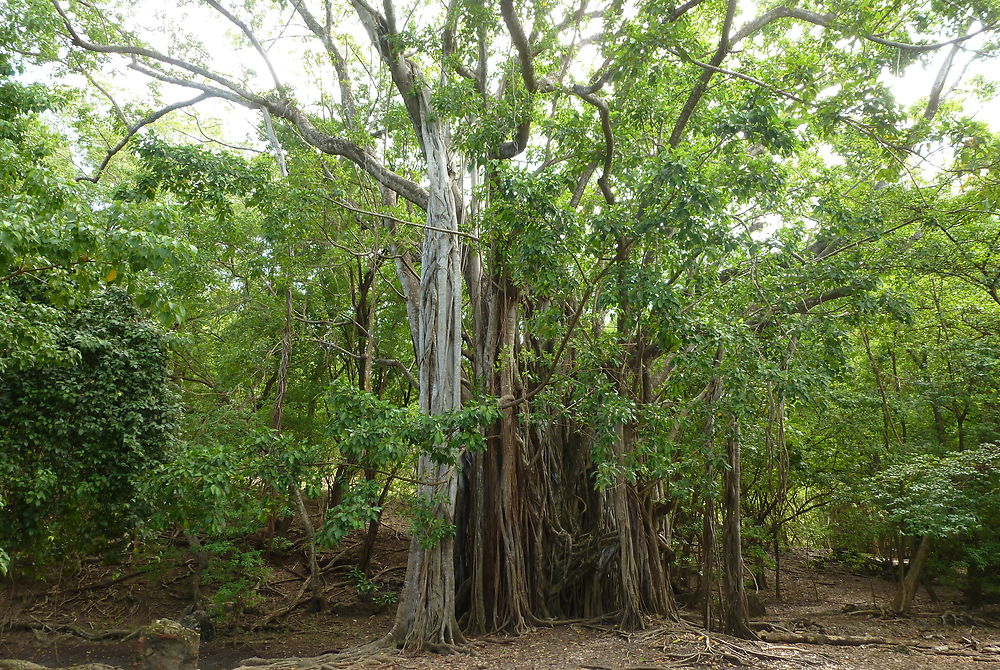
[495,0,538,159]
[349,0,425,147]
[729,5,995,52]
[668,0,737,148]
[548,2,600,37]
[76,92,210,183]
[924,29,966,121]
[112,59,429,208]
[79,70,128,126]
[729,6,835,46]
[312,339,418,389]
[276,101,429,209]
[572,86,615,204]
[666,3,993,148]
[51,0,267,105]
[289,0,357,124]
[667,0,709,23]
[501,0,536,93]
[126,60,256,108]
[570,159,599,208]
[204,0,283,90]
[324,195,476,240]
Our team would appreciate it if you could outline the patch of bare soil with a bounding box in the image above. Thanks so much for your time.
[3,544,999,670]
[0,515,408,670]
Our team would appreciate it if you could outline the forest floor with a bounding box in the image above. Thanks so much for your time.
[2,523,999,670]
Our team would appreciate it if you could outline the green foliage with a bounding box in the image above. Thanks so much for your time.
[409,493,456,550]
[148,440,267,536]
[482,166,581,295]
[201,541,267,620]
[0,289,178,567]
[318,478,380,547]
[868,445,1000,539]
[326,381,499,468]
[146,430,326,537]
[0,65,194,371]
[347,566,397,606]
[325,382,499,547]
[115,138,270,221]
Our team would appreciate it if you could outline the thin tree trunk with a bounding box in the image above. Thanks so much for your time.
[359,474,395,575]
[773,530,782,602]
[700,374,723,629]
[273,275,325,611]
[721,421,755,639]
[892,535,932,614]
[291,487,325,610]
[932,403,948,446]
[183,530,208,607]
[956,410,967,452]
[888,345,907,442]
[861,328,901,450]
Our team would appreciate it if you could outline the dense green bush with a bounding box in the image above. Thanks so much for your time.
[0,289,178,569]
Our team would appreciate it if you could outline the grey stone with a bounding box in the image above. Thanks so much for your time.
[138,619,199,670]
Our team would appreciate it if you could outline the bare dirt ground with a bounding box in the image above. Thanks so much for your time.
[2,536,999,670]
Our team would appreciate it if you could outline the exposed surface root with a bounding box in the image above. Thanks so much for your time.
[637,622,828,668]
[3,623,138,643]
[234,634,470,670]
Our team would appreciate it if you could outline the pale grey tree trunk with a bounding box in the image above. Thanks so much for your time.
[384,87,466,650]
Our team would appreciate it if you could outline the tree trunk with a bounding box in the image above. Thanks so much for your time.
[382,104,465,651]
[773,529,782,602]
[273,277,324,611]
[611,427,647,630]
[956,411,967,452]
[891,535,932,614]
[359,474,395,576]
[932,403,948,447]
[291,487,324,611]
[700,374,723,629]
[720,422,755,639]
[183,531,208,607]
[964,554,985,608]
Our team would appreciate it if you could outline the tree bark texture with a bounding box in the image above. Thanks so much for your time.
[892,534,932,614]
[383,92,465,650]
[721,422,754,638]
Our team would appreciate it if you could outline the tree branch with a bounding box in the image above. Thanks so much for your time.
[573,86,615,204]
[729,5,995,52]
[311,338,418,388]
[289,0,358,125]
[51,0,267,104]
[923,28,966,121]
[53,0,436,209]
[668,0,737,148]
[76,93,210,183]
[349,0,426,148]
[324,194,477,240]
[204,0,283,90]
[501,0,536,93]
[495,0,539,159]
[667,0,709,23]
